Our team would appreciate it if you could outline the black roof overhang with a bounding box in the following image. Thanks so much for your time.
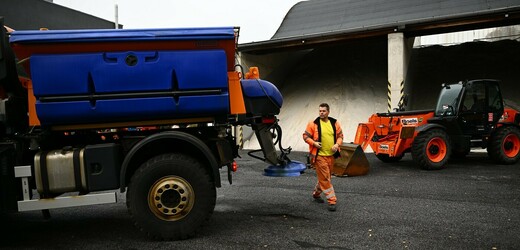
[239,8,520,55]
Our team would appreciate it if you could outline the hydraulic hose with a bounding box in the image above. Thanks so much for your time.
[247,121,292,166]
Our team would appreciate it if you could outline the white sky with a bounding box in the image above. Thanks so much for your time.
[53,0,303,44]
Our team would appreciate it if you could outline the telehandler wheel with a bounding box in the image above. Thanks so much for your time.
[127,153,216,240]
[487,126,520,164]
[412,129,451,170]
[375,154,403,163]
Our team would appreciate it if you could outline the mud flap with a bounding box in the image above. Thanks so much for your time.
[332,143,370,177]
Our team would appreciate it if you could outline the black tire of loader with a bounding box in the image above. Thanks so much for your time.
[375,154,403,163]
[412,129,451,170]
[126,153,216,240]
[487,126,520,164]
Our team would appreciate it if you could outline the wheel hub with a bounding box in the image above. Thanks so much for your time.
[149,176,194,221]
[429,145,440,155]
[426,137,447,163]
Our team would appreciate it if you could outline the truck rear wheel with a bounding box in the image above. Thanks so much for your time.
[127,153,216,240]
[487,126,520,164]
[412,129,451,170]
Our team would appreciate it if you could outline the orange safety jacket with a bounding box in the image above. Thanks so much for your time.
[303,117,344,163]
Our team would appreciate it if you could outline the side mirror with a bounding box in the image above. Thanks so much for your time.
[442,105,454,116]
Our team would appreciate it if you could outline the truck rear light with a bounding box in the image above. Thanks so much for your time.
[232,161,238,172]
[262,117,276,124]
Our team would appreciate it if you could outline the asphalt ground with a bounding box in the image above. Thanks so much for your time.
[1,150,519,249]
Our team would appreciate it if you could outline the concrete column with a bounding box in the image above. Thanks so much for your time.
[387,33,413,112]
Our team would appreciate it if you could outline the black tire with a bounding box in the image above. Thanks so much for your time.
[375,154,403,163]
[127,153,216,240]
[412,129,451,170]
[487,126,520,164]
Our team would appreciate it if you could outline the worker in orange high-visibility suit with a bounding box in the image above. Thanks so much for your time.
[303,103,343,211]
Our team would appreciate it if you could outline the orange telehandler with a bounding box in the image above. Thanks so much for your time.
[354,79,520,170]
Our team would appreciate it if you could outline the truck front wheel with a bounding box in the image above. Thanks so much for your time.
[127,153,216,240]
[412,129,451,170]
[488,126,520,164]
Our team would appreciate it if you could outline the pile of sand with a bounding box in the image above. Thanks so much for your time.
[243,39,388,152]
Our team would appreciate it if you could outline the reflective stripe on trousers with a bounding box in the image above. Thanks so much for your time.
[312,155,337,204]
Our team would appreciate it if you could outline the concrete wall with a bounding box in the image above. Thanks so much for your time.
[406,40,520,111]
[238,49,311,90]
[240,38,520,152]
[416,25,520,47]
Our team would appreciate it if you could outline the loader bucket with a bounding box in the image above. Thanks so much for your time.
[332,143,370,177]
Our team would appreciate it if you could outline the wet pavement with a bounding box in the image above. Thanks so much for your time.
[1,150,519,249]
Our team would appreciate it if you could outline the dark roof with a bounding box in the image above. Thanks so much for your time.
[240,0,520,53]
[1,0,121,30]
